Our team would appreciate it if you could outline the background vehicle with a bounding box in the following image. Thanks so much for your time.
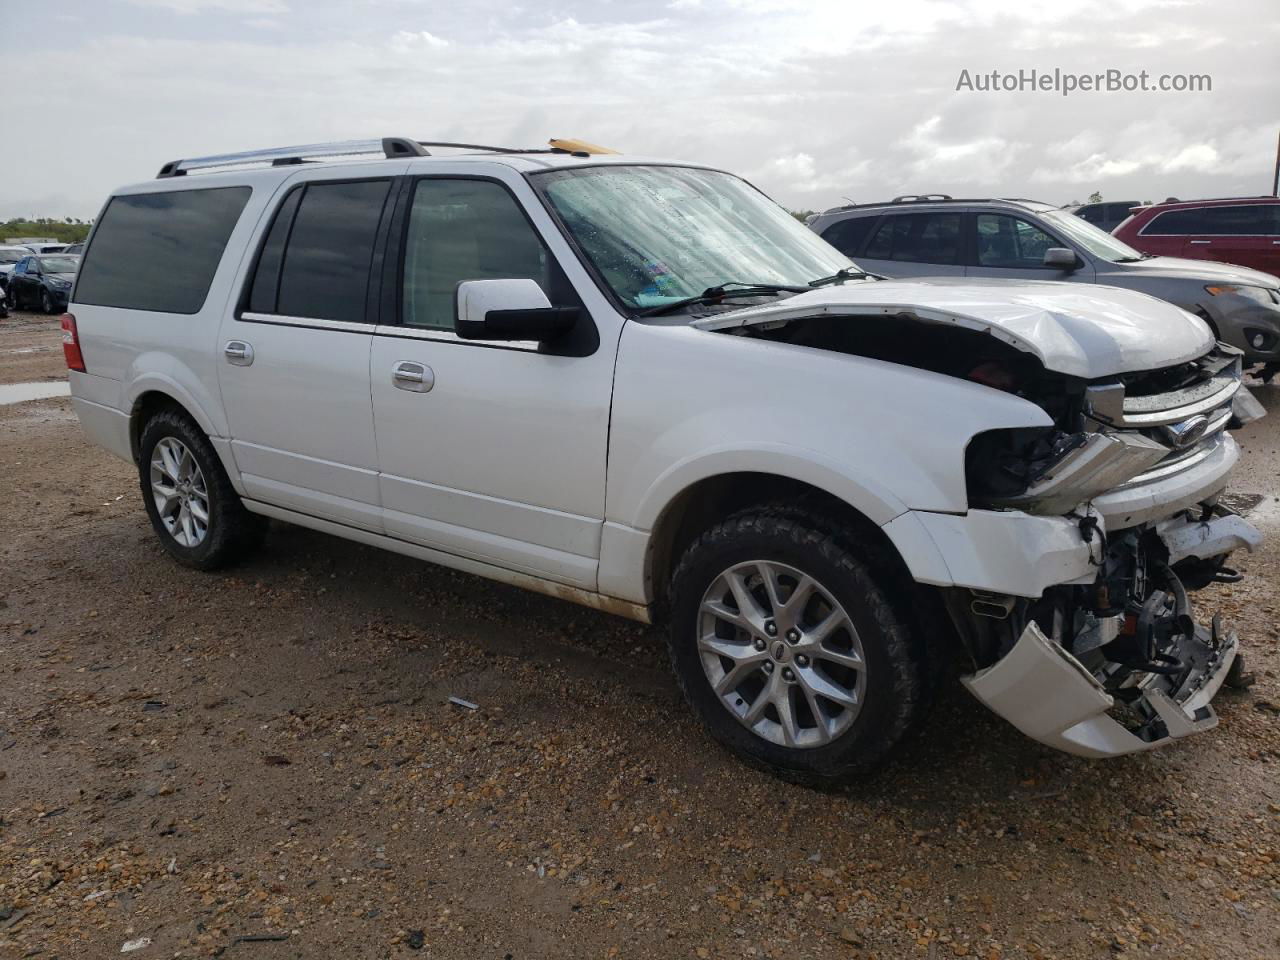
[65,139,1262,782]
[1065,200,1142,233]
[809,196,1280,366]
[19,242,68,254]
[1113,196,1280,276]
[0,245,29,304]
[63,242,85,255]
[8,253,78,312]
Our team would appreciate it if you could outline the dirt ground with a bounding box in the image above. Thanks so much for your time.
[1,311,1277,960]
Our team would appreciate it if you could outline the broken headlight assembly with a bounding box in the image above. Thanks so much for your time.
[965,426,1170,515]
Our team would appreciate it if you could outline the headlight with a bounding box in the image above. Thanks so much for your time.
[49,278,71,289]
[1204,283,1278,307]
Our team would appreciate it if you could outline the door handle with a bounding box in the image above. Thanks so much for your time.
[392,361,434,393]
[1188,240,1212,245]
[224,340,254,366]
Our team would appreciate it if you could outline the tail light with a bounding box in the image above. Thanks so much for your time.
[60,313,85,372]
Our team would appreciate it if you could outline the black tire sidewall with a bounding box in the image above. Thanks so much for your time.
[138,412,237,569]
[40,289,51,313]
[669,516,920,783]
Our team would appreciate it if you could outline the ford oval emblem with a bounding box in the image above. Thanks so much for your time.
[1160,414,1210,449]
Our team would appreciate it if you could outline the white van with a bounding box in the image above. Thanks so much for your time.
[66,137,1264,781]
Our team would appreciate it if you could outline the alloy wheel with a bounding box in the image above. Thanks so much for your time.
[697,560,866,748]
[149,437,210,547]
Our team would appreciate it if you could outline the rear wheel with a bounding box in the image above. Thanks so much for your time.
[667,508,929,785]
[138,409,266,570]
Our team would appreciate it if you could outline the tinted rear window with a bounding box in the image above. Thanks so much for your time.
[272,179,391,323]
[819,216,878,257]
[1141,204,1278,236]
[863,212,961,264]
[75,186,250,313]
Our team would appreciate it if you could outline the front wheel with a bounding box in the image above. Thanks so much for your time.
[40,289,52,314]
[138,409,266,570]
[667,509,929,785]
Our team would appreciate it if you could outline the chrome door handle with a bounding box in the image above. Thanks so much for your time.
[1188,240,1212,245]
[392,361,434,392]
[224,340,254,366]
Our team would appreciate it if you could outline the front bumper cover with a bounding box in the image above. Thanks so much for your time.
[962,618,1237,758]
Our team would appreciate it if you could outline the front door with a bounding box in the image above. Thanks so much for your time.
[217,169,399,532]
[369,173,614,588]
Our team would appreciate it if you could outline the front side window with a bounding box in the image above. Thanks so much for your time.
[402,179,553,330]
[74,186,250,313]
[975,215,1060,268]
[534,165,849,313]
[864,213,961,264]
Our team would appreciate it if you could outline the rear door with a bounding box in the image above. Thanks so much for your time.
[1180,204,1277,273]
[850,211,965,278]
[217,167,402,532]
[368,169,613,588]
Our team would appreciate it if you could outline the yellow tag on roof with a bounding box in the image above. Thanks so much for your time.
[548,138,620,155]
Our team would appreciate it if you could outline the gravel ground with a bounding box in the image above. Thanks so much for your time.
[1,312,1278,959]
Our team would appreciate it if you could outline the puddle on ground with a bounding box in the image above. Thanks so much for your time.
[0,381,70,404]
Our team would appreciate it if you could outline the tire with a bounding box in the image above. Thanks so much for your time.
[667,507,929,786]
[138,409,266,570]
[40,289,52,314]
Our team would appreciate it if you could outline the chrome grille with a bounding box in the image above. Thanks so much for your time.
[1085,349,1242,490]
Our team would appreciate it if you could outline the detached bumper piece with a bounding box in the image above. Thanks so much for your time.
[963,617,1237,758]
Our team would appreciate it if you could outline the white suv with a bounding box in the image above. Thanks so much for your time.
[66,137,1265,783]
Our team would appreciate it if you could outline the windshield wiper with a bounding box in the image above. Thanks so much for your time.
[634,281,808,318]
[808,267,877,287]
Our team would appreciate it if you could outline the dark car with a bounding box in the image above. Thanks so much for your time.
[1065,200,1142,233]
[7,253,79,313]
[1113,196,1280,276]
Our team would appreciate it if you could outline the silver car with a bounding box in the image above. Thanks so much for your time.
[808,196,1280,372]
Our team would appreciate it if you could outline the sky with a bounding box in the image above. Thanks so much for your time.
[2,0,1277,220]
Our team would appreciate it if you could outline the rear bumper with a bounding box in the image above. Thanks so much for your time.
[962,618,1237,758]
[71,395,132,464]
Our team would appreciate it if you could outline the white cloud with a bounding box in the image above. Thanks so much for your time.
[127,0,289,11]
[389,30,450,51]
[0,0,1274,217]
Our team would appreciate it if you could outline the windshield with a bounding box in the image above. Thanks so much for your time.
[39,256,78,274]
[1041,209,1146,262]
[534,165,852,313]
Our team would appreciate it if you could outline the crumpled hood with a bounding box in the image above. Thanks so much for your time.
[1108,256,1280,288]
[691,277,1215,379]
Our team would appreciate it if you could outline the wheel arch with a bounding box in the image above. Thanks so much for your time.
[644,470,920,613]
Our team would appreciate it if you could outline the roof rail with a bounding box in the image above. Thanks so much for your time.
[155,137,548,178]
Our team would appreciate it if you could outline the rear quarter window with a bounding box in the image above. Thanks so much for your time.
[74,186,251,314]
[820,216,878,257]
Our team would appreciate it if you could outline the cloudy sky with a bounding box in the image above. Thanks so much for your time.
[3,0,1277,219]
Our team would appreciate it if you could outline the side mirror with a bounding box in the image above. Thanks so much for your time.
[1043,247,1079,270]
[455,278,578,342]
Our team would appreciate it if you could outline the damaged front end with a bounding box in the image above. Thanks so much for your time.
[957,345,1264,757]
